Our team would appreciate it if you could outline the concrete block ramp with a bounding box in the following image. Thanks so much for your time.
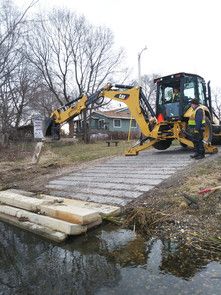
[46,148,193,206]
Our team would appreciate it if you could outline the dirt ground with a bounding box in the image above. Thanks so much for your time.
[0,154,109,194]
[0,143,221,255]
[123,153,221,256]
[0,141,123,193]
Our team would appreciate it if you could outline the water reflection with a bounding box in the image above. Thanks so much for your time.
[0,221,220,295]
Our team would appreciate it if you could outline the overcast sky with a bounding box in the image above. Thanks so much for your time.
[17,0,221,88]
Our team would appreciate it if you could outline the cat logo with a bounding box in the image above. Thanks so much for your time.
[114,94,130,100]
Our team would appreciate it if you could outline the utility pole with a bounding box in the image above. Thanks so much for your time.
[138,46,147,86]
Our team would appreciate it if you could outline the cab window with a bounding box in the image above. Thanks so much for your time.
[159,85,174,104]
[183,81,195,101]
[164,87,173,102]
[198,81,205,104]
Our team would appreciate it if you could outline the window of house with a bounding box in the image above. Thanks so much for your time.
[98,119,105,129]
[77,120,83,129]
[113,119,121,128]
[131,120,137,128]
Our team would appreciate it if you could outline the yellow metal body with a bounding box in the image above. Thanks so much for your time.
[51,96,87,124]
[101,88,152,137]
[100,88,217,155]
[49,85,218,156]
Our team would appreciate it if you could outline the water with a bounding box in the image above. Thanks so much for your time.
[0,221,220,295]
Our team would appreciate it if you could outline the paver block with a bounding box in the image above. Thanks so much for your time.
[52,186,140,198]
[58,175,163,185]
[46,181,152,192]
[7,189,36,197]
[0,212,67,243]
[0,205,87,235]
[41,194,121,216]
[86,219,102,229]
[40,194,64,203]
[0,190,51,212]
[47,191,130,206]
[40,203,101,225]
[63,198,121,216]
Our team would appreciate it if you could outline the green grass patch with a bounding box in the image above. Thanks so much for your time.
[42,140,132,165]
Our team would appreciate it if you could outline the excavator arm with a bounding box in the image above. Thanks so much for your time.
[98,84,160,155]
[44,84,156,144]
[99,84,156,136]
[44,90,100,139]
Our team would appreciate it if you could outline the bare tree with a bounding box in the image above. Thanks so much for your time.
[72,25,126,142]
[141,74,160,110]
[25,10,74,105]
[26,9,126,142]
[0,0,38,145]
[130,73,160,110]
[0,0,38,84]
[8,59,44,126]
[29,83,59,117]
[212,87,221,123]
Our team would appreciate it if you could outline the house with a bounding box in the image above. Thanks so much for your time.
[75,108,140,139]
[6,124,34,142]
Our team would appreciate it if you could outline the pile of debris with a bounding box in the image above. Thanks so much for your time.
[122,182,221,256]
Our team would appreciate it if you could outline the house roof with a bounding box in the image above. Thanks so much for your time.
[94,108,133,119]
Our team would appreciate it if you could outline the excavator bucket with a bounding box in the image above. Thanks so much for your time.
[43,117,53,137]
[43,117,60,140]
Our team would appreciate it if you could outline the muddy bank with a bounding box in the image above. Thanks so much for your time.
[123,154,221,255]
[0,143,116,193]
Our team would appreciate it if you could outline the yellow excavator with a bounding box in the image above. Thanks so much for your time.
[44,72,221,155]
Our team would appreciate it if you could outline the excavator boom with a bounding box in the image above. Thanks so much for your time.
[100,84,156,136]
[44,84,156,142]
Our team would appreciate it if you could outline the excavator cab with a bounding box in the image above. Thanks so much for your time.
[155,72,209,122]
